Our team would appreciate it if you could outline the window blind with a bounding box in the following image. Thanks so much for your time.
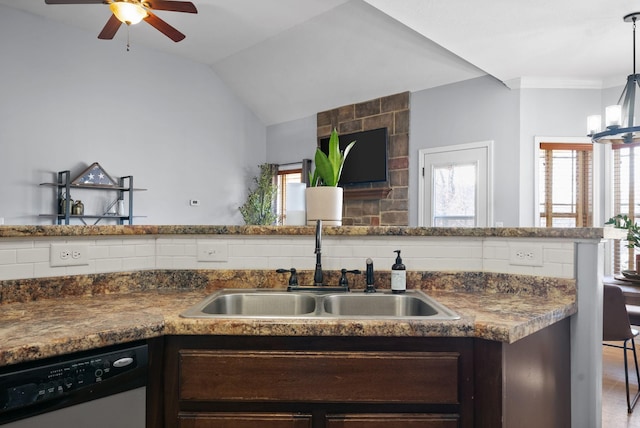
[539,143,592,228]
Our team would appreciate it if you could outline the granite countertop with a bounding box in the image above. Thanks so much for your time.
[0,270,576,367]
[0,224,604,239]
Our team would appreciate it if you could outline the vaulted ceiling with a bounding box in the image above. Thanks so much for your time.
[1,0,635,124]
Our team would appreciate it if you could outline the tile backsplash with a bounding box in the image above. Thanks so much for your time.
[0,235,575,281]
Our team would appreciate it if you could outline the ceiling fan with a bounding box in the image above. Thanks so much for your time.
[44,0,198,42]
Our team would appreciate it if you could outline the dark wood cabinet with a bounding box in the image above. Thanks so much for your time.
[179,350,460,404]
[162,336,472,428]
[178,413,312,428]
[158,319,570,428]
[325,414,458,428]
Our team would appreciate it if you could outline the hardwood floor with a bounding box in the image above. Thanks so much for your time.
[603,342,640,427]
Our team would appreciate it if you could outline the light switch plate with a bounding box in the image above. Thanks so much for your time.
[197,241,228,262]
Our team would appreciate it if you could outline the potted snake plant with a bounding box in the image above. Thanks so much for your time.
[306,128,355,226]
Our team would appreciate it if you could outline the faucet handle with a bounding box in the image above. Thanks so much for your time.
[339,269,362,289]
[276,268,298,287]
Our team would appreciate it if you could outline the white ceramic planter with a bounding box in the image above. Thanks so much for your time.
[305,187,343,226]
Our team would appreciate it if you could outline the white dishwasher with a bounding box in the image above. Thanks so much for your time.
[0,342,147,427]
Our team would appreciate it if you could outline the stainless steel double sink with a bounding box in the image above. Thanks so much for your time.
[180,289,459,320]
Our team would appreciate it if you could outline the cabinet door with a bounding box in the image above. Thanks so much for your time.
[326,413,458,428]
[179,412,312,428]
[179,350,460,404]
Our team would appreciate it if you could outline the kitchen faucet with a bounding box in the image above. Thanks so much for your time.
[276,219,359,292]
[313,219,323,286]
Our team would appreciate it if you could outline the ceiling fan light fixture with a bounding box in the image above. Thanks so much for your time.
[110,2,148,25]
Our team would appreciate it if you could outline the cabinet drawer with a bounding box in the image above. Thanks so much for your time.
[179,350,459,404]
[179,412,312,428]
[326,413,459,428]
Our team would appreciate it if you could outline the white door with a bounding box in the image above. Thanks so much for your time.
[419,141,493,227]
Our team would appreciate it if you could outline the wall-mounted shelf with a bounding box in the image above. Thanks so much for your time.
[344,187,392,200]
[40,170,146,225]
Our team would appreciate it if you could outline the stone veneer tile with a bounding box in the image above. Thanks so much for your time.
[317,110,333,127]
[389,187,408,200]
[363,112,394,131]
[395,110,410,134]
[345,204,364,217]
[389,169,409,187]
[387,157,409,169]
[317,125,332,137]
[389,134,409,157]
[355,99,381,118]
[381,92,410,113]
[339,119,363,134]
[362,200,380,215]
[381,211,408,226]
[380,199,408,212]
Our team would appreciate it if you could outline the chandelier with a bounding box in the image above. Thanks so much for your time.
[588,13,640,144]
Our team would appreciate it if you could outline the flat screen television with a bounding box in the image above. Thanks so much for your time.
[319,127,388,186]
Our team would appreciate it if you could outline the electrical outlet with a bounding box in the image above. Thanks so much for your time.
[189,199,200,206]
[508,244,543,266]
[50,243,89,267]
[197,241,228,262]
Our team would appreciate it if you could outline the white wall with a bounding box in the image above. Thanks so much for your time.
[518,87,601,226]
[0,6,266,226]
[265,115,317,165]
[409,76,520,226]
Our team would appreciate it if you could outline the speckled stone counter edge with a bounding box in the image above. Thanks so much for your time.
[0,224,604,239]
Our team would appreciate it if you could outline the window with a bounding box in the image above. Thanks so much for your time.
[275,166,303,225]
[538,143,593,227]
[432,163,478,227]
[611,143,640,272]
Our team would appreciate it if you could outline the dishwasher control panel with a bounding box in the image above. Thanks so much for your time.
[0,342,148,418]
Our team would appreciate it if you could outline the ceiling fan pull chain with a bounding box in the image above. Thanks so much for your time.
[126,24,131,52]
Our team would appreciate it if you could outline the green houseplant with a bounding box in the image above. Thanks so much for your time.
[239,163,278,225]
[606,213,640,272]
[309,128,356,187]
[606,214,640,248]
[305,129,355,226]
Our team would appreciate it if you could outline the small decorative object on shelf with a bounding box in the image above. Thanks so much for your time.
[59,194,73,215]
[71,200,84,216]
[39,162,146,225]
[72,162,116,186]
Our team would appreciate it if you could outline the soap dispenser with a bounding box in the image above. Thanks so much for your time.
[391,250,406,294]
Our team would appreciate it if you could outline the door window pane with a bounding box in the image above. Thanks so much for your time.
[432,163,477,227]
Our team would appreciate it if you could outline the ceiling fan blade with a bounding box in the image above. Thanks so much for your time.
[98,14,122,40]
[145,0,197,14]
[144,11,186,42]
[45,0,105,4]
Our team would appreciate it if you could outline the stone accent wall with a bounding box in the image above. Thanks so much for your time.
[317,92,409,226]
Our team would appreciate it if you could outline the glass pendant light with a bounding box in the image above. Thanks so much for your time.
[588,13,640,144]
[110,1,148,25]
